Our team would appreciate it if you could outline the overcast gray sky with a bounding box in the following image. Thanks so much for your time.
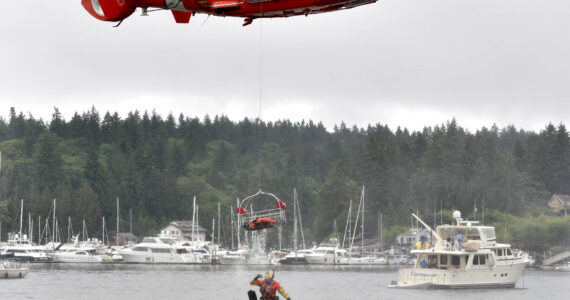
[1,0,569,132]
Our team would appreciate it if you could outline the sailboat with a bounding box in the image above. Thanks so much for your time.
[279,188,313,265]
[339,186,387,265]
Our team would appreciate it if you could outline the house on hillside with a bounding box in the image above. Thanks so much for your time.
[160,220,208,241]
[549,194,570,216]
[115,232,137,246]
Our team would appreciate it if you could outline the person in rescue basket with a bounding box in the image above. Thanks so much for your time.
[248,271,291,300]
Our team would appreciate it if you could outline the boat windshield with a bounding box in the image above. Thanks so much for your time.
[438,227,480,242]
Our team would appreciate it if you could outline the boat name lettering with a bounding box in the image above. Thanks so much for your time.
[411,272,437,277]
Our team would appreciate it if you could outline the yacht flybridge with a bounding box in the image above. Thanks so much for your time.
[389,211,528,289]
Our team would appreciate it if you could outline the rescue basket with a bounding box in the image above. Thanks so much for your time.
[237,189,287,231]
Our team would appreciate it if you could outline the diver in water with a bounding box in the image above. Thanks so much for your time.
[248,271,291,300]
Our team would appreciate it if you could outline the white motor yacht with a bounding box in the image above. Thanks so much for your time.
[0,234,51,262]
[57,235,107,253]
[50,250,106,263]
[119,237,202,264]
[278,249,314,265]
[0,261,29,279]
[340,255,388,265]
[389,211,528,289]
[304,246,348,265]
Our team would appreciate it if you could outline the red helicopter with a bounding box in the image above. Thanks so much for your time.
[82,0,376,26]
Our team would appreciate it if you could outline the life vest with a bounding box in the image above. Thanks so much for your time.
[257,279,282,300]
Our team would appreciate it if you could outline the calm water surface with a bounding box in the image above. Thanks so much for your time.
[0,264,568,300]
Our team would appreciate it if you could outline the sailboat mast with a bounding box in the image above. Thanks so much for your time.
[192,196,196,242]
[297,193,306,249]
[28,213,31,242]
[211,218,215,244]
[55,219,59,243]
[196,206,199,241]
[230,205,235,250]
[380,212,383,252]
[217,202,220,247]
[102,217,105,245]
[361,186,365,257]
[19,199,23,240]
[116,197,119,247]
[53,199,56,246]
[293,188,298,254]
[236,198,240,247]
[349,191,363,256]
[342,199,352,249]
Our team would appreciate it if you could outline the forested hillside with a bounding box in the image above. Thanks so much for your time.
[0,107,568,251]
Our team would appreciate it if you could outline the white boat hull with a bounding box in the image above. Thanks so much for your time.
[390,262,525,289]
[0,268,29,279]
[119,250,203,264]
[340,257,388,265]
[304,254,347,265]
[51,254,103,263]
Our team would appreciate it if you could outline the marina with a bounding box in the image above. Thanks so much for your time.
[0,264,567,300]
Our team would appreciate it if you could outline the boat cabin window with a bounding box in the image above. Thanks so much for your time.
[133,247,149,252]
[151,248,171,253]
[451,255,460,266]
[76,252,87,256]
[427,255,438,268]
[506,249,512,256]
[450,255,467,269]
[176,249,188,254]
[440,254,448,268]
[473,255,486,265]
